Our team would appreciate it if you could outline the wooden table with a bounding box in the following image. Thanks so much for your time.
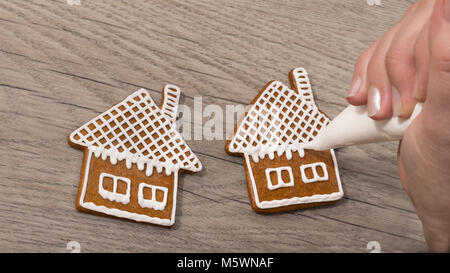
[0,0,427,252]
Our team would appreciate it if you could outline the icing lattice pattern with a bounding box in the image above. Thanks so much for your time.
[229,71,330,159]
[70,87,202,174]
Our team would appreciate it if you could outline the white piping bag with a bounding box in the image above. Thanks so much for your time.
[303,103,423,151]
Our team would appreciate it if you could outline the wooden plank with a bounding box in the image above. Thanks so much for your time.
[0,0,427,252]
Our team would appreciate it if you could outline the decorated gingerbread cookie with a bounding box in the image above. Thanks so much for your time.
[68,85,202,226]
[226,68,343,213]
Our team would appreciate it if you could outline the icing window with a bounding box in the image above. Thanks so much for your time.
[98,173,131,204]
[300,162,328,183]
[138,183,168,211]
[265,167,294,190]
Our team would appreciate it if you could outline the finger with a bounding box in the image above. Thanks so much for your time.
[345,41,378,105]
[346,1,419,108]
[386,0,435,117]
[429,0,450,79]
[413,21,430,102]
[365,26,398,120]
[423,0,450,132]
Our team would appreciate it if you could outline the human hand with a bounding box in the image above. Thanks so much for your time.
[345,0,435,119]
[346,0,450,252]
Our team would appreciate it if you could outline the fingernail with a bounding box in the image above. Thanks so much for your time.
[445,0,450,22]
[392,86,402,117]
[346,75,361,98]
[367,86,381,117]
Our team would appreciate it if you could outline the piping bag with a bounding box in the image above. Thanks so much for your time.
[303,102,424,151]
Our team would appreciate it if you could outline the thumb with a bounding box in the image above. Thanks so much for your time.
[421,0,450,137]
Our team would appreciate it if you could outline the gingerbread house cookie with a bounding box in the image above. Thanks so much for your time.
[68,85,202,226]
[226,68,343,213]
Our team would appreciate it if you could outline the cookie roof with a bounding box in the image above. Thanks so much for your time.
[69,86,202,175]
[228,68,330,161]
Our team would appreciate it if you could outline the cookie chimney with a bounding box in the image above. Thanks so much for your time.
[161,84,180,123]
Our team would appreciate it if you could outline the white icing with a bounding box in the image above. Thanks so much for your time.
[304,103,423,151]
[265,166,294,190]
[228,75,329,159]
[79,150,178,226]
[69,87,202,175]
[291,67,315,105]
[138,183,168,211]
[160,84,180,123]
[300,162,329,183]
[90,146,180,176]
[98,172,131,204]
[244,151,343,209]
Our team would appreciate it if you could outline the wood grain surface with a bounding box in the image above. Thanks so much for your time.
[0,0,427,252]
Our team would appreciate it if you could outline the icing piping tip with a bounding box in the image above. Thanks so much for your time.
[301,140,325,151]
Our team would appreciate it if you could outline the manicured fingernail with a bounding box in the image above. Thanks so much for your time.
[367,86,381,117]
[445,0,450,22]
[392,86,402,117]
[346,75,361,98]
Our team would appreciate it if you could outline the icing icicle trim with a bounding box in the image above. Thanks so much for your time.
[90,146,180,176]
[246,146,306,163]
